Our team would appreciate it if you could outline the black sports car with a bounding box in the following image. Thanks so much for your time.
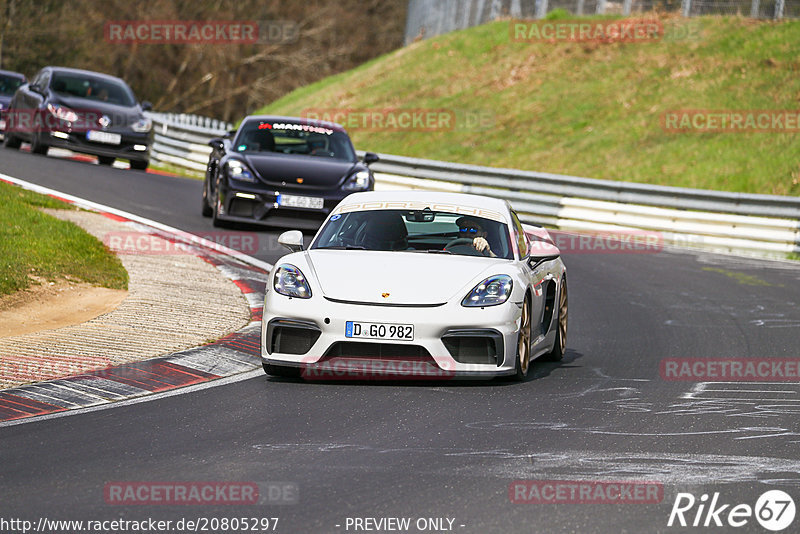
[3,66,153,170]
[0,70,26,136]
[202,115,379,229]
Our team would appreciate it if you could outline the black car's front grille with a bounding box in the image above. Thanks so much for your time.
[441,329,503,365]
[230,198,256,217]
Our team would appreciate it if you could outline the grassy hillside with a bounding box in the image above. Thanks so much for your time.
[258,14,800,196]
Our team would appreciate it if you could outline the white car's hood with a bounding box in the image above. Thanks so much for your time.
[305,250,503,305]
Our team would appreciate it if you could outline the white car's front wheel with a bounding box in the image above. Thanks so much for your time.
[515,294,532,380]
[543,276,568,362]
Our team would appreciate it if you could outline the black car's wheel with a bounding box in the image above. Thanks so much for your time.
[29,133,48,155]
[3,132,22,149]
[514,293,532,380]
[542,276,568,362]
[262,361,301,378]
[130,159,148,171]
[211,196,229,228]
[97,156,115,165]
[201,183,212,217]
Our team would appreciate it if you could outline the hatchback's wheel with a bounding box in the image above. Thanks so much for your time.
[543,276,568,362]
[514,294,532,380]
[130,159,148,171]
[201,184,212,217]
[97,156,115,165]
[3,132,22,149]
[29,133,48,155]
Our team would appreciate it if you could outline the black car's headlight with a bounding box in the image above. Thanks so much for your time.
[273,264,312,299]
[342,170,371,191]
[225,159,256,183]
[131,117,152,133]
[462,275,513,307]
[47,103,78,123]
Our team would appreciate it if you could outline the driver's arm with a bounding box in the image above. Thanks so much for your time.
[473,237,497,257]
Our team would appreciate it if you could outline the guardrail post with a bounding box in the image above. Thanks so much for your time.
[576,0,585,15]
[681,0,692,16]
[596,0,607,14]
[622,0,632,16]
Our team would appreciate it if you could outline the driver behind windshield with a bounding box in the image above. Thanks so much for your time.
[454,216,497,257]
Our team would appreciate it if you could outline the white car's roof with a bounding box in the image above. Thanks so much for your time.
[334,191,512,223]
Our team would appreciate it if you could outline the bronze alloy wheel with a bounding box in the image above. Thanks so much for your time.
[515,294,531,379]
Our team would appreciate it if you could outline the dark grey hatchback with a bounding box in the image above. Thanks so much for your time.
[3,66,153,170]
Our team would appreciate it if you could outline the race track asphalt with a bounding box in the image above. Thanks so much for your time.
[2,149,799,533]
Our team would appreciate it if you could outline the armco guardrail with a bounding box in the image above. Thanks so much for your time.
[147,112,232,174]
[146,112,799,258]
[363,152,800,259]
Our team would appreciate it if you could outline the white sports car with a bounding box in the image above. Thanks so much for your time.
[261,191,567,380]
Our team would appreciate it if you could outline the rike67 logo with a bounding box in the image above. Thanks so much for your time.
[668,490,795,531]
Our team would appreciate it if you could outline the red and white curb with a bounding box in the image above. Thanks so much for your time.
[0,174,272,425]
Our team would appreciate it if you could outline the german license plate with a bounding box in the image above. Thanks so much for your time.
[0,120,6,131]
[87,130,121,145]
[345,321,414,341]
[277,194,323,209]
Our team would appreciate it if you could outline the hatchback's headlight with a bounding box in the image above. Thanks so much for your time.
[273,264,312,299]
[131,117,152,132]
[462,275,513,307]
[225,159,256,182]
[47,103,78,122]
[342,170,371,191]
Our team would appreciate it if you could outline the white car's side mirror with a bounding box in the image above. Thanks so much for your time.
[278,230,304,252]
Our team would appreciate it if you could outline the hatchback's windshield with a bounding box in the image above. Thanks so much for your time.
[312,209,513,259]
[234,120,356,162]
[50,74,136,107]
[0,74,24,96]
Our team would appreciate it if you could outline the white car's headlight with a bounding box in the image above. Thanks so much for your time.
[274,264,312,299]
[225,159,256,182]
[342,170,370,191]
[131,116,152,132]
[462,275,513,307]
[47,103,78,122]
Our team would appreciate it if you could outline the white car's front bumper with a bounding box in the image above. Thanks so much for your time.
[261,291,524,379]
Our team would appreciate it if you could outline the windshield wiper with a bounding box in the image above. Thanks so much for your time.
[321,245,367,250]
[425,249,452,254]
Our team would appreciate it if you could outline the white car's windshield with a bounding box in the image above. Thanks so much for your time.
[312,209,513,259]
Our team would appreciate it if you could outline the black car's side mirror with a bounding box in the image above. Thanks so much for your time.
[363,152,379,165]
[141,100,153,111]
[225,129,237,139]
[208,138,225,151]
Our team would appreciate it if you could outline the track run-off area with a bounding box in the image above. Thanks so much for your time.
[1,148,800,533]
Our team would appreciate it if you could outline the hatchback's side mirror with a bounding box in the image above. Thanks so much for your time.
[141,100,153,111]
[363,152,379,165]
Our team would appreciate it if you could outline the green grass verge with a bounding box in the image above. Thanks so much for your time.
[0,182,128,297]
[257,14,800,196]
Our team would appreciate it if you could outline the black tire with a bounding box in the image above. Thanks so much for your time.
[201,183,212,217]
[97,156,115,165]
[514,293,532,380]
[542,276,568,362]
[263,361,301,378]
[3,132,22,149]
[29,133,48,155]
[130,159,148,171]
[211,196,228,228]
